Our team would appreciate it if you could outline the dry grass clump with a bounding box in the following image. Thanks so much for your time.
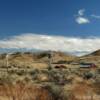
[69,82,96,100]
[92,79,100,95]
[0,81,54,100]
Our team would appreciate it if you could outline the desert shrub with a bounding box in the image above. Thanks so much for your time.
[46,69,67,85]
[47,65,52,70]
[23,76,32,83]
[29,69,39,76]
[0,74,13,85]
[46,69,59,82]
[29,69,41,82]
[41,69,49,74]
[8,68,18,75]
[43,83,63,100]
[83,72,93,80]
[16,69,26,76]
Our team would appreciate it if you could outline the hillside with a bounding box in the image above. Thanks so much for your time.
[0,51,76,69]
[86,49,100,56]
[77,49,100,66]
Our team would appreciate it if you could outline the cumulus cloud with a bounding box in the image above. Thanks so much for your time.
[75,9,90,24]
[0,33,100,55]
[76,17,90,24]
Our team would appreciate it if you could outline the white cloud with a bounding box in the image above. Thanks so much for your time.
[91,14,100,19]
[0,33,100,55]
[76,17,90,24]
[78,9,85,16]
[75,9,90,24]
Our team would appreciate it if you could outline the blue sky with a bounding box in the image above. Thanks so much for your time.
[0,0,100,55]
[0,0,100,38]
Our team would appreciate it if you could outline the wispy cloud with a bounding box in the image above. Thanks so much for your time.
[0,33,100,55]
[75,9,90,24]
[91,14,100,19]
[78,9,85,16]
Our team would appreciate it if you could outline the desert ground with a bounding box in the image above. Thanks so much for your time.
[0,50,100,100]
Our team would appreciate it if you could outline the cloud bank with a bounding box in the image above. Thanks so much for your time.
[0,33,100,55]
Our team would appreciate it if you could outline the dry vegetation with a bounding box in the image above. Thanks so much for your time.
[0,68,99,100]
[0,82,54,100]
[0,51,99,100]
